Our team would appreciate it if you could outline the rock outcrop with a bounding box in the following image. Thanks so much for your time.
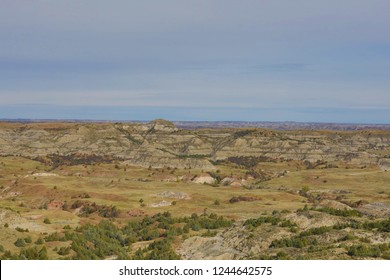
[1,121,390,169]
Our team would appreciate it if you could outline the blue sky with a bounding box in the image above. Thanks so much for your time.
[1,0,389,123]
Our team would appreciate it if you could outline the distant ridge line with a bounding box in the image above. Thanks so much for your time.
[1,118,390,131]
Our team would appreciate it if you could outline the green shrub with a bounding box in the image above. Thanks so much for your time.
[270,237,313,249]
[24,236,32,244]
[299,226,332,237]
[347,245,381,258]
[315,207,362,217]
[57,246,71,256]
[15,227,28,232]
[14,238,26,247]
[35,237,44,245]
[17,246,48,260]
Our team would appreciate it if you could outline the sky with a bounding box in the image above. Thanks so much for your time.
[0,0,389,123]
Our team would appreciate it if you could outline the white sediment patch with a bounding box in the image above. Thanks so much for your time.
[149,200,172,207]
[156,191,190,200]
[25,172,58,177]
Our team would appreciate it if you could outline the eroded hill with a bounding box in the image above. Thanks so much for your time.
[0,120,389,260]
[0,120,389,170]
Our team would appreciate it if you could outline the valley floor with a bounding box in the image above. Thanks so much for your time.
[0,155,389,259]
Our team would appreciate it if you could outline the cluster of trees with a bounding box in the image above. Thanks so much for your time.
[2,246,48,260]
[226,156,274,168]
[70,211,232,259]
[267,218,390,259]
[244,216,282,227]
[176,212,233,231]
[314,207,362,217]
[347,244,390,259]
[32,153,116,169]
[333,218,390,232]
[299,226,332,237]
[244,216,297,230]
[176,154,210,159]
[70,200,119,218]
[68,220,129,259]
[132,238,180,260]
[362,218,390,232]
[270,237,315,249]
[3,211,232,260]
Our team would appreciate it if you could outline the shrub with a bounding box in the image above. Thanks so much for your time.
[17,246,48,260]
[15,227,28,232]
[201,230,217,237]
[57,246,71,256]
[299,226,332,237]
[314,207,362,217]
[35,237,44,245]
[24,236,32,244]
[14,238,26,247]
[347,245,381,258]
[270,237,313,249]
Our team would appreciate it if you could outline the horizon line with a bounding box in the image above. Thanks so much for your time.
[1,118,390,127]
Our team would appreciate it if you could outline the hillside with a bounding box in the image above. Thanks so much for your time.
[0,120,389,170]
[0,120,389,260]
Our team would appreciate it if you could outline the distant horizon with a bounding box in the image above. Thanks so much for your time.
[2,118,390,126]
[1,104,389,125]
[1,112,389,127]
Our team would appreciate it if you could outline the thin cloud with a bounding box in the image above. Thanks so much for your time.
[0,1,389,122]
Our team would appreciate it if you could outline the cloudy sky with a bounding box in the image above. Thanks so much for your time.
[1,0,389,123]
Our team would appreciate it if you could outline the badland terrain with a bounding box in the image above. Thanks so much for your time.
[0,119,389,259]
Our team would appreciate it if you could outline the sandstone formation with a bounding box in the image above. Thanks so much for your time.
[0,120,389,169]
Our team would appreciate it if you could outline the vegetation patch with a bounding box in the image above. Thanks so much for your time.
[70,200,119,218]
[33,153,116,168]
[313,207,362,217]
[229,196,261,203]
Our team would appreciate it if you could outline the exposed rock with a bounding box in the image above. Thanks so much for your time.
[221,177,234,186]
[47,201,64,210]
[135,119,179,133]
[178,223,289,260]
[181,174,196,182]
[156,191,190,200]
[27,172,57,177]
[178,235,243,260]
[378,158,390,171]
[317,199,352,210]
[0,208,53,232]
[230,181,243,187]
[285,212,344,229]
[359,202,390,217]
[149,200,172,207]
[192,174,215,184]
[1,122,389,170]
